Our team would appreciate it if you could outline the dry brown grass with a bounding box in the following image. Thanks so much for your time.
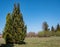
[0,37,60,47]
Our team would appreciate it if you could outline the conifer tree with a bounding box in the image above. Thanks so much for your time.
[51,26,55,31]
[56,24,60,32]
[51,26,55,36]
[3,13,13,43]
[3,3,27,44]
[42,21,49,31]
[42,22,50,37]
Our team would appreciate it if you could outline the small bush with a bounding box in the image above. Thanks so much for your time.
[38,31,52,37]
[55,31,60,36]
[38,31,44,37]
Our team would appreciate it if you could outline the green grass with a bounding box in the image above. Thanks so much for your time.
[0,37,60,47]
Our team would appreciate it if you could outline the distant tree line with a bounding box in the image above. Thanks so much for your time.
[27,22,60,37]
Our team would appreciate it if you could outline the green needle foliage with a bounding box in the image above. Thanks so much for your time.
[3,3,27,44]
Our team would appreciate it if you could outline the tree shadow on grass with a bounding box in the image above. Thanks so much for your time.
[15,41,26,45]
[0,44,14,47]
[0,42,26,47]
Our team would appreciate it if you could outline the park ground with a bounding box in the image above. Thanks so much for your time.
[0,37,60,47]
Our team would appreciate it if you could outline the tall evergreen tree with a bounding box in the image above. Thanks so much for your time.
[3,13,13,43]
[42,22,50,37]
[56,24,60,32]
[51,26,55,31]
[3,3,27,44]
[51,26,55,36]
[42,21,49,31]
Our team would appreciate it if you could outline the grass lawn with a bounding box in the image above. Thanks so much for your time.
[0,37,60,47]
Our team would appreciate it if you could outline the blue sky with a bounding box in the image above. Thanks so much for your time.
[0,0,60,34]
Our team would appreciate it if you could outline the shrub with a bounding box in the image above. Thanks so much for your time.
[38,31,44,37]
[38,31,52,37]
[55,31,60,36]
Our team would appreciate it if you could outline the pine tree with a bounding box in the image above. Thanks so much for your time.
[42,21,49,31]
[3,13,13,43]
[56,24,60,32]
[51,26,55,31]
[42,22,50,37]
[51,26,55,36]
[3,3,27,44]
